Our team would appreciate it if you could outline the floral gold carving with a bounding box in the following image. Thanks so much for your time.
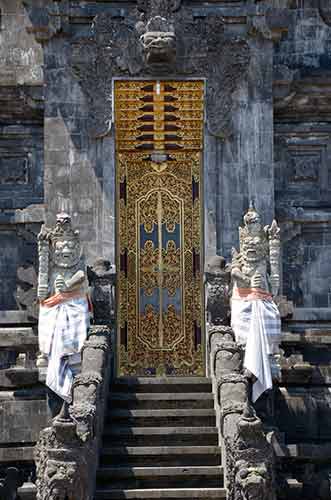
[116,80,204,376]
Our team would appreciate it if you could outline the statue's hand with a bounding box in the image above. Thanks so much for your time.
[38,285,48,301]
[251,273,264,289]
[270,274,279,296]
[55,276,67,293]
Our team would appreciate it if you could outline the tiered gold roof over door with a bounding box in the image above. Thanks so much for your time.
[116,80,204,376]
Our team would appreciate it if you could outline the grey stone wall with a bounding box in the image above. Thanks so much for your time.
[0,1,44,313]
[274,4,331,311]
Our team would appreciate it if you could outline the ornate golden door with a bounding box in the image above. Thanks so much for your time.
[116,80,204,376]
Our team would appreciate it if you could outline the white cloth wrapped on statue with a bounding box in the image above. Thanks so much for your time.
[38,292,90,402]
[231,287,281,402]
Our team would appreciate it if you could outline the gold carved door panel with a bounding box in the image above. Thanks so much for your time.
[116,80,204,377]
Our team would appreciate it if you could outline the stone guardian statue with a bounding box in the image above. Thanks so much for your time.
[231,202,281,402]
[37,213,90,403]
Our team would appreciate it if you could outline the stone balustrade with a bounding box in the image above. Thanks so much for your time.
[205,252,277,500]
[35,324,113,500]
[207,324,277,500]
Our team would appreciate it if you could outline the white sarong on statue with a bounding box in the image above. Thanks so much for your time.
[39,295,89,402]
[231,288,281,402]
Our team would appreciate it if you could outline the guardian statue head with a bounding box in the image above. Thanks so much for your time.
[239,202,268,264]
[49,213,81,269]
[137,0,180,69]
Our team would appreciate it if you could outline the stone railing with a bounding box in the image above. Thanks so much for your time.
[35,259,115,500]
[206,256,277,500]
[35,325,112,500]
[208,326,276,500]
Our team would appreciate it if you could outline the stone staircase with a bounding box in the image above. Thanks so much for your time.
[273,316,331,498]
[94,377,226,500]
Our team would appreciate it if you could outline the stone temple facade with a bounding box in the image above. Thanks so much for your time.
[0,0,331,499]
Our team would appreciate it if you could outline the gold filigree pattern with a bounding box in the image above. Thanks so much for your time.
[116,80,204,377]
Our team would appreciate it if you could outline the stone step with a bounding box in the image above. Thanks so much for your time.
[105,409,216,428]
[108,392,214,410]
[110,378,212,394]
[96,465,224,489]
[281,331,331,346]
[280,364,331,385]
[277,442,331,462]
[0,327,37,347]
[100,446,222,467]
[95,487,227,500]
[97,377,221,497]
[103,427,219,447]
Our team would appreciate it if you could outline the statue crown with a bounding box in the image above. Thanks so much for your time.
[50,212,80,244]
[243,200,261,227]
[239,201,268,252]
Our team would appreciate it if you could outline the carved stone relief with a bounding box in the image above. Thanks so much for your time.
[70,3,250,138]
[290,154,319,183]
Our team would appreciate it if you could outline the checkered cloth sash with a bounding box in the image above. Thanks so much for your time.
[231,288,281,402]
[38,295,89,402]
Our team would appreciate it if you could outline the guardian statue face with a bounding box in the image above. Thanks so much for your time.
[49,213,81,269]
[240,206,268,264]
[140,17,176,68]
[241,235,267,264]
[52,239,81,268]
